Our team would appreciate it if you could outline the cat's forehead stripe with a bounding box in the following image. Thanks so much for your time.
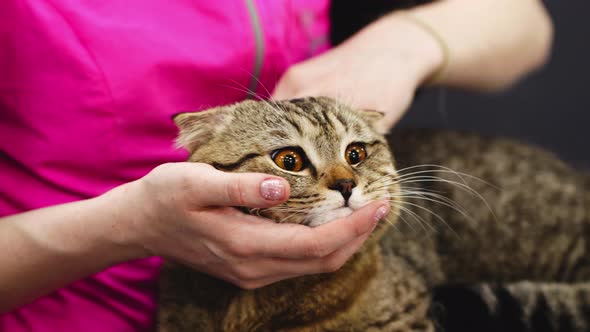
[284,100,320,125]
[283,117,303,135]
[282,98,365,137]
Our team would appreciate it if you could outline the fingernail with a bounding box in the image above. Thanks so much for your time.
[373,205,390,223]
[260,179,286,201]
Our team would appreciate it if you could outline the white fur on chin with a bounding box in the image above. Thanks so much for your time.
[307,207,354,227]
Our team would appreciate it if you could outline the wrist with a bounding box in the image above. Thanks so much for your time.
[374,12,446,86]
[95,181,151,262]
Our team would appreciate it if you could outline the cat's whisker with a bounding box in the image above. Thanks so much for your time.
[388,200,459,237]
[367,176,477,226]
[250,204,311,225]
[216,83,251,95]
[392,192,474,226]
[397,187,463,208]
[274,210,309,224]
[241,69,273,99]
[394,177,498,223]
[366,164,500,201]
[268,205,311,211]
[364,174,397,187]
[389,201,428,232]
[217,82,288,117]
[397,163,478,181]
[380,203,414,231]
[382,173,485,190]
[216,77,265,100]
[240,72,292,116]
[389,208,417,233]
[370,182,446,197]
[395,167,500,191]
[370,174,492,211]
[216,74,290,118]
[389,202,434,234]
[278,214,303,224]
[232,69,293,115]
[270,208,310,216]
[397,189,470,217]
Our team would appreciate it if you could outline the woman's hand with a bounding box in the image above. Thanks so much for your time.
[274,0,552,131]
[273,13,444,131]
[114,162,390,289]
[1,162,389,311]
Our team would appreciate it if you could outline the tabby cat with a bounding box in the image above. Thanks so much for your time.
[159,97,590,331]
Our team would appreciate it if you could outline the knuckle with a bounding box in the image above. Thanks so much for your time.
[283,66,305,86]
[226,241,252,258]
[233,266,257,281]
[178,171,195,192]
[143,164,169,188]
[354,225,366,238]
[303,238,328,259]
[283,65,299,79]
[151,162,171,175]
[323,257,345,273]
[352,217,371,237]
[225,178,246,206]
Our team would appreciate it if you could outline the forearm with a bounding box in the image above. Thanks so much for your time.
[385,0,553,91]
[0,184,141,312]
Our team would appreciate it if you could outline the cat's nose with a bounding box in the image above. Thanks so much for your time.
[329,179,356,203]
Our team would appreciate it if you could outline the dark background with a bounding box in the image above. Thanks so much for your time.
[332,1,590,170]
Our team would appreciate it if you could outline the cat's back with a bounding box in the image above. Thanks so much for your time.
[385,128,590,283]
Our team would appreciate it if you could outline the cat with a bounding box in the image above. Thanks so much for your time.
[158,96,590,331]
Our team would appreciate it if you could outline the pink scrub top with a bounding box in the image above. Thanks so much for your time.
[0,1,330,330]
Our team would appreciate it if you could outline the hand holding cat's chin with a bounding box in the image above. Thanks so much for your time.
[272,11,443,131]
[103,162,390,289]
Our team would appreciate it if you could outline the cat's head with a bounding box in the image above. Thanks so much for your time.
[174,97,399,228]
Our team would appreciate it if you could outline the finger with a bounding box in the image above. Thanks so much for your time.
[245,230,373,277]
[194,166,290,208]
[272,62,323,101]
[271,77,292,101]
[215,201,389,259]
[267,201,388,259]
[219,230,373,290]
[272,78,330,101]
[271,66,302,100]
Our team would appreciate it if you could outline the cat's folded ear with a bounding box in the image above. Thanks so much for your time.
[172,107,229,152]
[357,109,387,135]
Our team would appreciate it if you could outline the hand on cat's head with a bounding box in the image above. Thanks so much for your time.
[272,11,444,131]
[113,162,389,289]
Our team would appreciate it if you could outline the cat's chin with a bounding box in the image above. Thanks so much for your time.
[307,207,354,227]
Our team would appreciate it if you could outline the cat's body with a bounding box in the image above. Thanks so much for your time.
[159,98,590,331]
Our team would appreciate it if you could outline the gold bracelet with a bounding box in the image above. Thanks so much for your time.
[397,13,450,85]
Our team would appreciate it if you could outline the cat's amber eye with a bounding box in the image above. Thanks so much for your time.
[345,143,367,165]
[272,148,307,172]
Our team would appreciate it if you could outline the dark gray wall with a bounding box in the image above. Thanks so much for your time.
[399,1,590,170]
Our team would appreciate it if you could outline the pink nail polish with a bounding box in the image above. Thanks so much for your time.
[260,179,285,201]
[373,205,390,223]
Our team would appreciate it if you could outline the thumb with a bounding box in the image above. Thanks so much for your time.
[196,168,290,208]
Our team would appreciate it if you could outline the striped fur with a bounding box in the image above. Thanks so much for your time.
[432,282,590,332]
[389,129,590,332]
